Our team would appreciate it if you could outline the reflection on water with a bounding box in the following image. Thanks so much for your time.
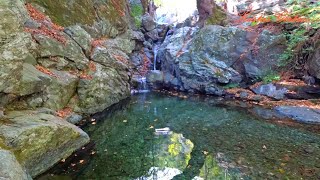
[40,93,320,179]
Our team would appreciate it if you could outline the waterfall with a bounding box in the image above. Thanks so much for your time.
[138,77,148,92]
[153,44,159,70]
[131,76,149,94]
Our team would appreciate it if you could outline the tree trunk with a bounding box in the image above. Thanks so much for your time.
[196,0,215,27]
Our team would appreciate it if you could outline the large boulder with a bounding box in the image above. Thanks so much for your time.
[33,34,89,70]
[1,63,51,100]
[159,25,286,95]
[64,25,93,57]
[0,149,31,180]
[0,110,90,177]
[0,0,29,37]
[75,62,130,114]
[43,70,78,110]
[27,0,132,33]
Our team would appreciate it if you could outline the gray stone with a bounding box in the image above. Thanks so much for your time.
[0,149,31,180]
[275,106,320,124]
[130,52,143,67]
[24,19,41,29]
[43,70,78,110]
[0,110,90,177]
[239,91,249,99]
[146,70,164,89]
[145,29,159,41]
[102,37,135,54]
[143,41,153,49]
[66,113,83,125]
[142,14,156,31]
[34,34,89,70]
[6,63,51,96]
[75,62,130,114]
[158,25,286,95]
[0,0,29,37]
[64,25,93,57]
[251,83,288,100]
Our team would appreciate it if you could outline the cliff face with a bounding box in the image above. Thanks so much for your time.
[0,0,141,178]
[0,0,139,115]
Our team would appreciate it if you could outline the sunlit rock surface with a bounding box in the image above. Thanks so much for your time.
[0,110,89,177]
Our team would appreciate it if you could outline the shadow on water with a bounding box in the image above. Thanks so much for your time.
[38,93,320,180]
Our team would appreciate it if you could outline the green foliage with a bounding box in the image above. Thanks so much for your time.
[154,0,164,7]
[130,4,143,27]
[222,83,240,89]
[279,28,308,67]
[261,71,281,84]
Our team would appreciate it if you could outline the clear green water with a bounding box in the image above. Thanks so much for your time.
[42,93,320,179]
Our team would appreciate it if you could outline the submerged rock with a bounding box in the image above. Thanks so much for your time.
[0,110,90,177]
[275,106,320,124]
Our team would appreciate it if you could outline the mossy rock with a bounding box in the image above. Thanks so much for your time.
[27,0,129,31]
[0,110,90,177]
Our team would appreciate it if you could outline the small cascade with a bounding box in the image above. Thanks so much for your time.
[131,76,150,94]
[153,44,159,70]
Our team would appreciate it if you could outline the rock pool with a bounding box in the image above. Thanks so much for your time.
[40,93,320,179]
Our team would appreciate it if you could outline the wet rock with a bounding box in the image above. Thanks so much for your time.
[0,149,31,180]
[275,106,320,124]
[251,83,288,100]
[66,113,83,125]
[142,13,156,31]
[0,110,90,177]
[146,70,164,89]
